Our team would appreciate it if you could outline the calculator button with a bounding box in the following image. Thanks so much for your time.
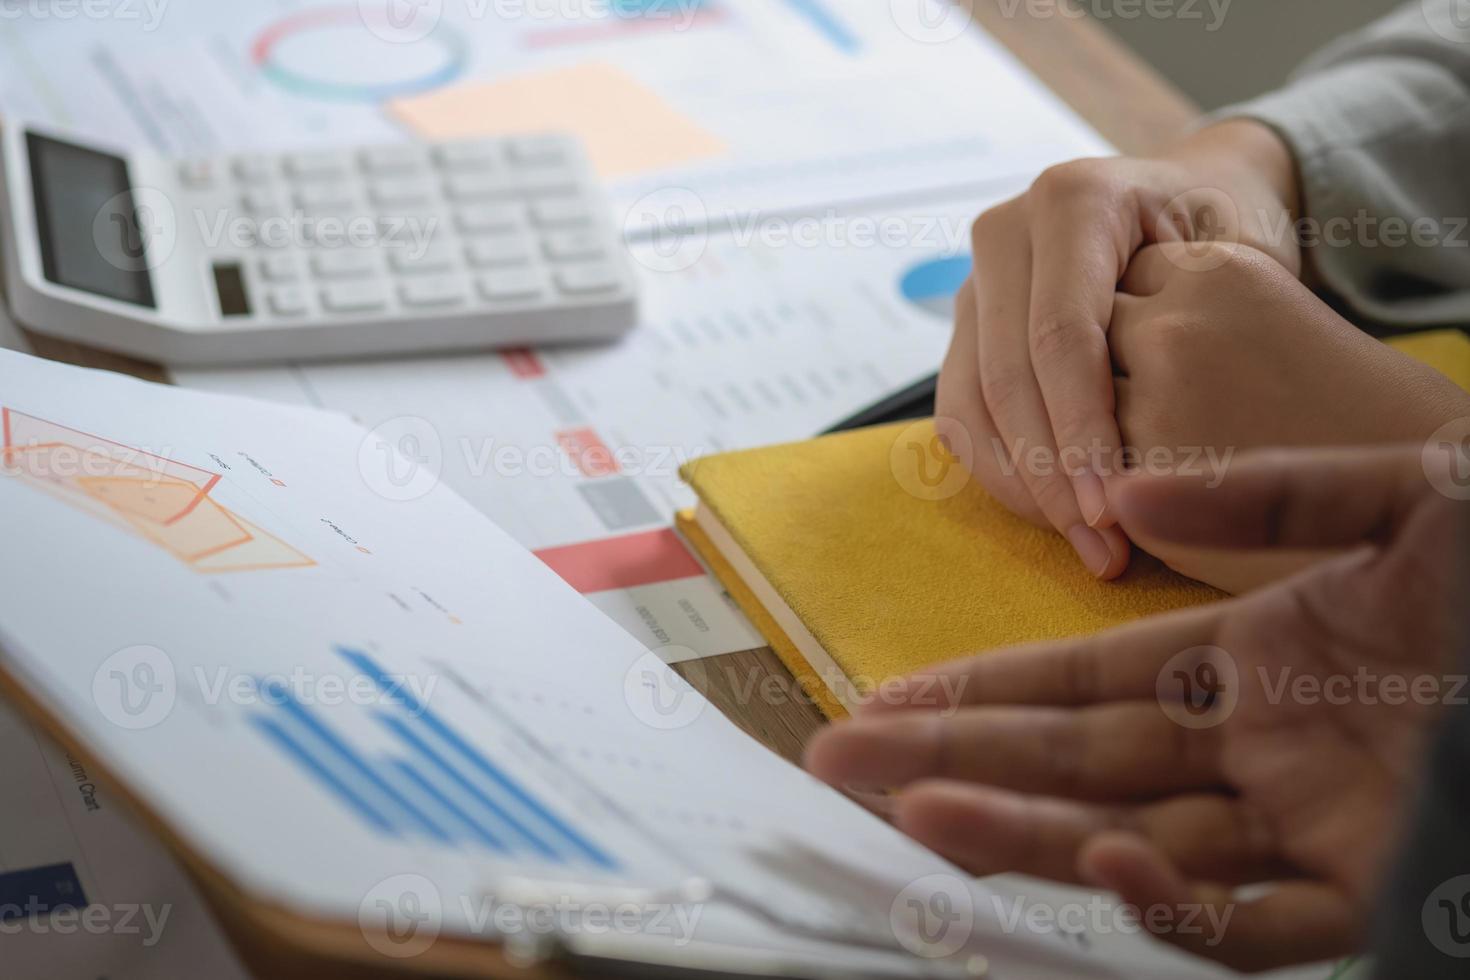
[506,135,569,167]
[177,160,216,188]
[294,186,356,211]
[543,231,608,262]
[465,237,534,268]
[321,281,389,313]
[399,276,468,308]
[434,142,501,170]
[311,251,377,279]
[456,203,524,234]
[285,151,350,180]
[445,173,515,202]
[360,145,425,175]
[389,246,456,275]
[241,189,281,214]
[531,199,593,229]
[306,219,375,248]
[257,254,300,282]
[232,155,275,183]
[299,222,333,247]
[253,223,294,249]
[370,178,434,208]
[228,223,262,249]
[477,269,549,302]
[374,215,414,240]
[267,286,311,317]
[515,171,579,197]
[555,263,623,296]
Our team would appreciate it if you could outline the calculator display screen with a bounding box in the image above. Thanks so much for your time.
[26,133,157,308]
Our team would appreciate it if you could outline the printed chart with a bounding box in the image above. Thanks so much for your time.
[250,6,470,102]
[898,255,971,321]
[252,646,616,868]
[523,0,728,50]
[0,408,313,573]
[0,700,251,978]
[779,0,860,54]
[0,716,96,923]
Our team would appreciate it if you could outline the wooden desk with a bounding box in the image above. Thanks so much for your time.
[20,2,1199,768]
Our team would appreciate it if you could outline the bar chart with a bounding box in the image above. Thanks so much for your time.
[250,647,615,869]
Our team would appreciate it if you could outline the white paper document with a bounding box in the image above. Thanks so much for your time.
[178,200,993,658]
[0,349,1293,978]
[0,0,1110,660]
[0,698,251,979]
[0,0,1109,219]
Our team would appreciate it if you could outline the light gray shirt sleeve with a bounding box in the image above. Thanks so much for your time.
[1217,1,1470,330]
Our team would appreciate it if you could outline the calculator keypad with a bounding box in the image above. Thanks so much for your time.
[185,136,630,326]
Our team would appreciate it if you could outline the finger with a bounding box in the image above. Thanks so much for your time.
[856,599,1222,714]
[1113,376,1140,448]
[1080,833,1359,972]
[896,781,1134,882]
[1106,294,1149,379]
[1117,242,1178,296]
[804,702,1223,800]
[1112,446,1431,551]
[893,784,1284,885]
[1121,240,1260,295]
[971,203,1129,579]
[1027,184,1132,530]
[936,276,1046,526]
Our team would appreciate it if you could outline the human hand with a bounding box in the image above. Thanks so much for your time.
[1111,243,1470,592]
[807,447,1469,971]
[938,120,1300,580]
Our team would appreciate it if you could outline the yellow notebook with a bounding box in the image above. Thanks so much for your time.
[678,424,1223,720]
[678,330,1470,721]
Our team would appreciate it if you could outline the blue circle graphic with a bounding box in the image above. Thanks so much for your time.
[899,256,971,319]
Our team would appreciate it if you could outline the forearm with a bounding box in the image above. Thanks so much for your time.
[1212,1,1470,329]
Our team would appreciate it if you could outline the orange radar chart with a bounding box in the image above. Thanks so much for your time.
[1,408,314,573]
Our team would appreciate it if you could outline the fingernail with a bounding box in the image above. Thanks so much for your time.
[1067,525,1113,578]
[1075,472,1110,527]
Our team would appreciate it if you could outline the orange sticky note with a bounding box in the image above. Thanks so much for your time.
[388,62,727,178]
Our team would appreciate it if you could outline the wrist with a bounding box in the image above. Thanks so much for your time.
[1169,119,1301,220]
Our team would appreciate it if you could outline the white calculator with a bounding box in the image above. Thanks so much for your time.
[0,123,639,366]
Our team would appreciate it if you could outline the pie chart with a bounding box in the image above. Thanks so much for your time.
[251,7,468,103]
[899,255,971,320]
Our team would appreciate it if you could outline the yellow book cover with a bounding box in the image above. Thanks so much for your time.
[678,420,1224,719]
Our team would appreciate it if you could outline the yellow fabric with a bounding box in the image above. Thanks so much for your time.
[679,329,1470,720]
[1385,330,1470,393]
[681,423,1223,718]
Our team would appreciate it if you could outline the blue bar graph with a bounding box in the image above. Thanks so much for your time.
[249,648,616,869]
[377,713,563,861]
[261,680,453,844]
[783,0,860,54]
[389,760,508,853]
[250,716,400,836]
